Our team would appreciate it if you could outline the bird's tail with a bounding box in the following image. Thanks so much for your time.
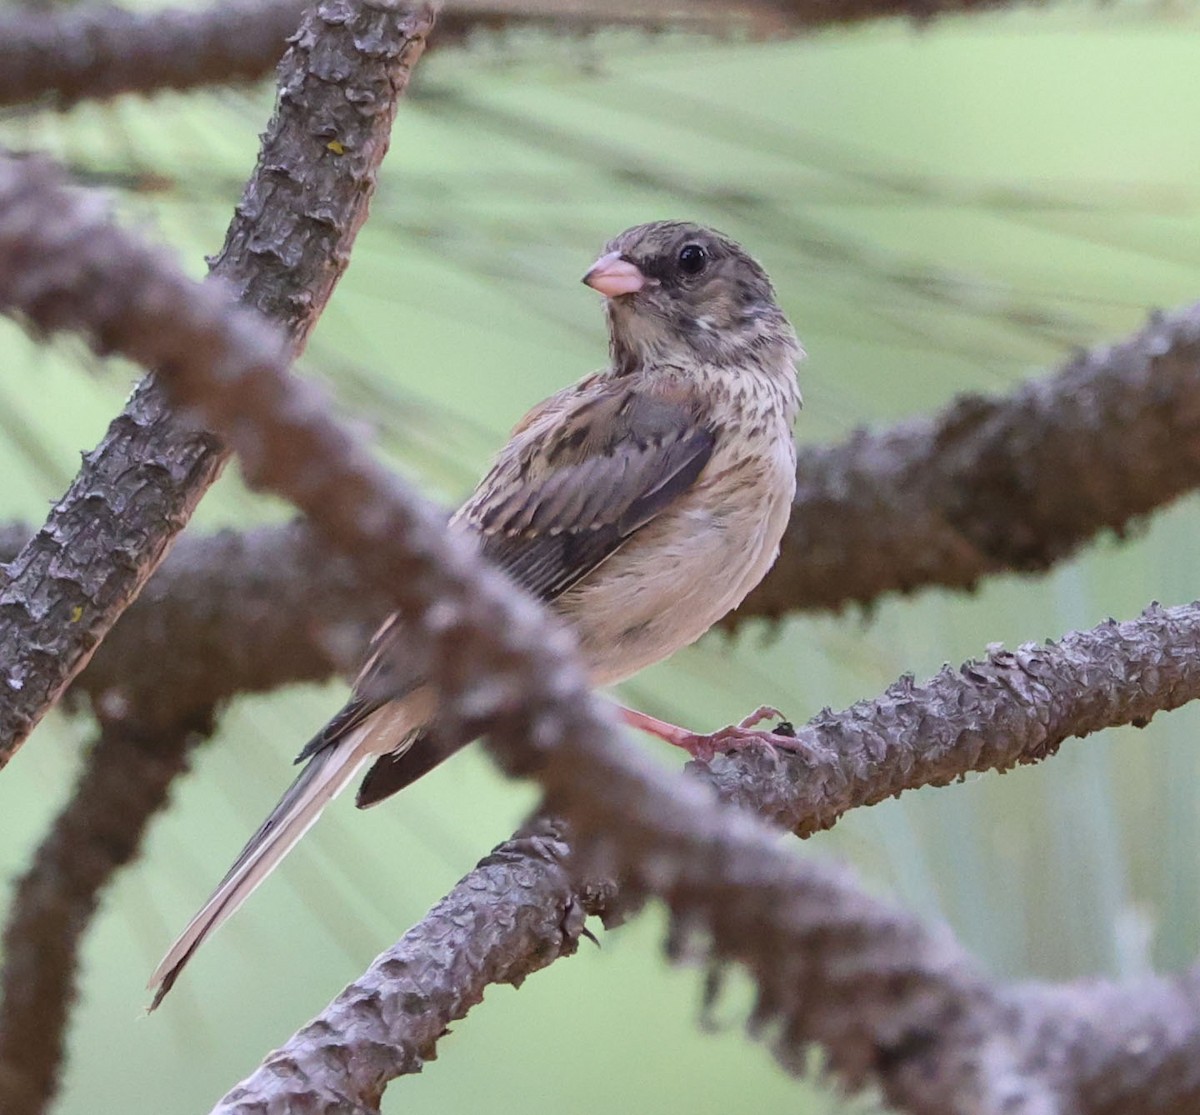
[147,726,375,1010]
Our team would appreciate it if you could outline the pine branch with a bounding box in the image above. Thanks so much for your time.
[7,146,1200,1115]
[0,0,436,768]
[216,599,1200,1115]
[0,0,309,109]
[0,0,1062,113]
[0,0,770,111]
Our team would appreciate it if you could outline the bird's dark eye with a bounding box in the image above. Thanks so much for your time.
[677,243,708,276]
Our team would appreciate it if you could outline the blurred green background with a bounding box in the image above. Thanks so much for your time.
[3,9,1200,1112]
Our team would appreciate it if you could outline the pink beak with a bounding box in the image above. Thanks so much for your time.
[582,251,646,298]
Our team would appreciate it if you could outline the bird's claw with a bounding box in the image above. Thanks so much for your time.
[680,708,809,763]
[735,704,786,730]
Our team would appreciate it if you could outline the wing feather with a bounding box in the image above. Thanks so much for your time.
[354,377,717,806]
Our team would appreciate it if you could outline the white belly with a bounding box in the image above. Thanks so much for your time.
[557,431,796,687]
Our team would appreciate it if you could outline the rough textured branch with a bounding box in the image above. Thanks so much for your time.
[738,303,1200,621]
[706,600,1200,835]
[0,0,436,767]
[0,152,1129,1115]
[215,822,588,1115]
[214,811,1027,1115]
[0,0,308,109]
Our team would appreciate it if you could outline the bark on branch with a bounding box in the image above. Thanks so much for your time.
[0,0,436,768]
[0,0,1053,113]
[6,149,1198,1115]
[0,710,213,1115]
[0,0,309,110]
[216,822,589,1115]
[706,600,1200,835]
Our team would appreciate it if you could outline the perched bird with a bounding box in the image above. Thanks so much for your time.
[149,220,804,1007]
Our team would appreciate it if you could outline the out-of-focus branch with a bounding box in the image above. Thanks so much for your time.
[0,0,308,110]
[0,0,769,111]
[0,0,1069,114]
[737,302,1200,621]
[760,0,1035,28]
[68,523,390,722]
[0,0,436,767]
[0,520,388,722]
[1016,971,1200,1114]
[0,709,212,1115]
[3,150,1179,1115]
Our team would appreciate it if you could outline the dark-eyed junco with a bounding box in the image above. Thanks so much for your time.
[150,221,803,1006]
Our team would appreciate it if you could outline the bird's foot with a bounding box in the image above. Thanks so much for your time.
[617,704,809,763]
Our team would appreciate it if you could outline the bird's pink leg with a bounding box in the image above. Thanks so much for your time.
[617,707,698,750]
[616,704,813,763]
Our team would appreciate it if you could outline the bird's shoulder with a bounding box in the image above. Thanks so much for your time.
[458,370,717,538]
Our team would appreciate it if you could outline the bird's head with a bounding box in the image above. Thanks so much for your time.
[583,221,799,374]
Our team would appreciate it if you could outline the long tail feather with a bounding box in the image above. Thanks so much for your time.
[148,727,373,1009]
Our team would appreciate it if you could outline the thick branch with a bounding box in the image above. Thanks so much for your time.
[0,710,212,1115]
[762,0,1042,27]
[1013,973,1200,1115]
[738,303,1200,621]
[71,523,390,724]
[0,0,435,767]
[0,151,1111,1115]
[0,0,308,109]
[214,813,1027,1115]
[0,521,388,724]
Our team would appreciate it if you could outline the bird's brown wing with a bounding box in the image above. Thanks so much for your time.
[352,380,717,805]
[467,381,716,600]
